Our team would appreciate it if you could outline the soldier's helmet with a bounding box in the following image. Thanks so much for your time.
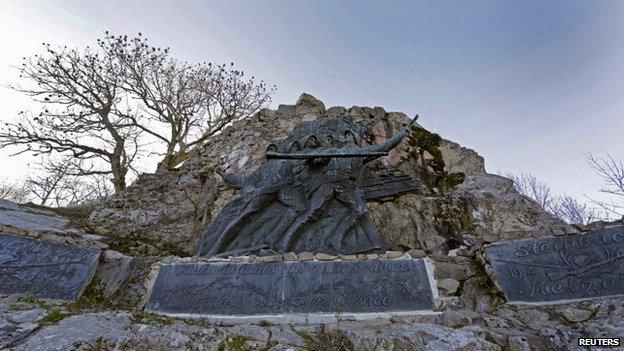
[275,115,371,153]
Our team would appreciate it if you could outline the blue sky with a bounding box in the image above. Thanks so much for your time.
[0,0,623,204]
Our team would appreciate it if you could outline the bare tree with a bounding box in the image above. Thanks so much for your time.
[502,171,605,225]
[0,41,141,192]
[26,160,72,206]
[586,154,624,218]
[503,172,554,209]
[2,32,276,194]
[26,158,113,207]
[100,33,275,171]
[0,178,29,203]
[549,195,603,225]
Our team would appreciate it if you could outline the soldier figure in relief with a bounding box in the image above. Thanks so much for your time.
[196,114,420,257]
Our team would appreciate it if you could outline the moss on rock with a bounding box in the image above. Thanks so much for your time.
[406,126,465,192]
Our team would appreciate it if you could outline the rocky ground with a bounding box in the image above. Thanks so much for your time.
[1,94,623,350]
[2,289,623,350]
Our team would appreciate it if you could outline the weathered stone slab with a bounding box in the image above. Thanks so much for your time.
[146,259,436,317]
[0,199,21,211]
[484,226,624,304]
[0,203,70,233]
[94,250,136,298]
[0,233,100,301]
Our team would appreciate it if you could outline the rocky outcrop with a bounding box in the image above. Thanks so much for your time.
[94,250,136,298]
[0,201,105,250]
[454,174,573,243]
[440,139,486,175]
[0,200,70,234]
[0,94,618,351]
[89,94,552,257]
[368,195,448,252]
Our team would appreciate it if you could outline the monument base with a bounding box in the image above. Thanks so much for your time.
[154,310,441,326]
[144,255,439,323]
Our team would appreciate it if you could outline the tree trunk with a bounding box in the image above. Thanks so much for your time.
[110,144,127,193]
[155,141,178,173]
[111,172,126,193]
[156,154,173,173]
[156,145,190,173]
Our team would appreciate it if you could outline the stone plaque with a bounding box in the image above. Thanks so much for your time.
[0,234,100,301]
[146,259,436,317]
[484,226,624,304]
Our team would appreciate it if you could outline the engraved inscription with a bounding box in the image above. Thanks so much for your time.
[0,233,100,301]
[484,226,624,303]
[146,259,435,316]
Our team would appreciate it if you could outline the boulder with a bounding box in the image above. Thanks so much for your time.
[0,304,47,349]
[438,278,461,296]
[294,93,326,117]
[560,308,593,323]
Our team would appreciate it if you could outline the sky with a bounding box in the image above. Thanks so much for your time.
[0,0,623,205]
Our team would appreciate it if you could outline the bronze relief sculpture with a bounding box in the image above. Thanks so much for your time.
[196,115,421,257]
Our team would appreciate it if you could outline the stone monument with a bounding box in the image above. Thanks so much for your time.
[146,113,439,320]
[0,233,100,301]
[146,259,437,322]
[196,114,422,257]
[484,226,624,304]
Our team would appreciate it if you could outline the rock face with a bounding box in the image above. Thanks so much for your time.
[0,200,146,304]
[454,174,572,243]
[90,94,565,257]
[440,139,486,175]
[0,201,107,250]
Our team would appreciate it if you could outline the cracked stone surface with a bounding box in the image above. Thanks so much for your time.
[2,296,623,350]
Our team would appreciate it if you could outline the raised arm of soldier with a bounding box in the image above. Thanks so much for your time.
[215,167,244,189]
[366,114,419,153]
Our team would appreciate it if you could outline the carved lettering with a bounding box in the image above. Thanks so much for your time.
[486,226,624,303]
[0,234,100,301]
[146,259,434,315]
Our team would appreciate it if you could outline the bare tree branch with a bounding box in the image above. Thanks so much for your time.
[0,40,142,192]
[586,154,624,217]
[2,32,276,191]
[588,154,624,194]
[26,157,114,207]
[100,33,275,171]
[0,178,29,203]
[549,195,605,225]
[502,172,554,209]
[502,171,609,225]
